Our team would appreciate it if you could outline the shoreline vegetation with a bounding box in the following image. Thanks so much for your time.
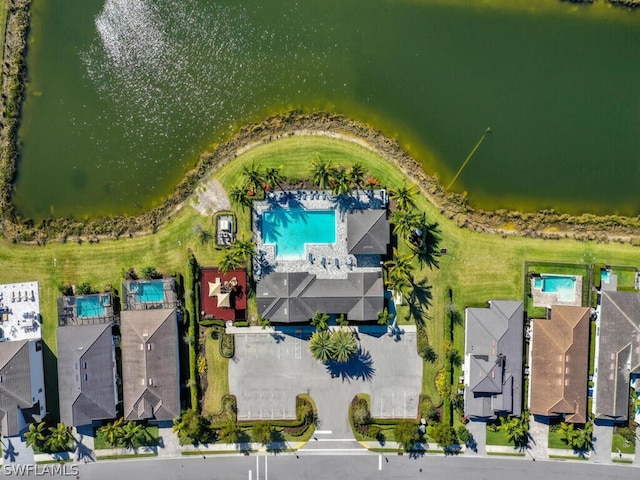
[0,0,639,245]
[2,110,640,246]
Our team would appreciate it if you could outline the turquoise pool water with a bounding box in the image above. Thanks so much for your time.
[132,281,165,303]
[601,269,611,284]
[534,278,543,289]
[262,209,336,259]
[541,275,575,293]
[76,296,105,318]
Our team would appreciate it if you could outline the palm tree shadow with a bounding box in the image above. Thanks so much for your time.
[407,279,433,327]
[325,347,375,382]
[413,221,442,270]
[3,439,18,463]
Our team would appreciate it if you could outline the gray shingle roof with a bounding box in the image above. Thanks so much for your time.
[57,323,117,426]
[596,291,640,421]
[121,309,180,421]
[257,272,384,323]
[464,300,524,420]
[0,340,39,437]
[347,210,390,255]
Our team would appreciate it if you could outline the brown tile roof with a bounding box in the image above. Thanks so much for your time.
[530,306,590,423]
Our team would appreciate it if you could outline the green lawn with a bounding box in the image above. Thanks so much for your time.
[1,135,640,416]
[0,0,8,64]
[612,433,636,455]
[485,428,513,447]
[93,425,159,450]
[202,331,230,416]
[548,428,572,450]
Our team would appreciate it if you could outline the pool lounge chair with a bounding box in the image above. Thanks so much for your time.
[320,257,326,268]
[335,258,340,268]
[308,252,314,264]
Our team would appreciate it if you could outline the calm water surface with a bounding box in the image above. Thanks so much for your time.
[15,0,640,219]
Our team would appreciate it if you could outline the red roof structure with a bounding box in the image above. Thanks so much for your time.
[200,268,247,321]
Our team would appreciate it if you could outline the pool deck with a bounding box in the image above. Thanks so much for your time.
[56,293,115,326]
[531,275,583,308]
[122,278,179,311]
[252,189,387,281]
[0,281,42,342]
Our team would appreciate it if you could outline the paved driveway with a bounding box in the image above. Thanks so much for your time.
[229,325,422,438]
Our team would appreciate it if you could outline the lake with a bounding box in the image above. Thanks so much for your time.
[14,0,640,220]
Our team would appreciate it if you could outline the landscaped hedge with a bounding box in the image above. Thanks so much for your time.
[219,332,234,358]
[199,318,226,327]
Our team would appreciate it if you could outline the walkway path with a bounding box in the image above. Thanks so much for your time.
[528,417,549,460]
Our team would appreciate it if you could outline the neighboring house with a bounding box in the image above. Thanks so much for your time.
[57,323,118,427]
[594,291,640,422]
[121,308,180,422]
[257,271,384,323]
[0,339,46,437]
[346,209,390,255]
[463,300,524,420]
[530,306,590,423]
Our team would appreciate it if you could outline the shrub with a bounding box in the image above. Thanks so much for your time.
[456,426,471,444]
[197,356,207,375]
[200,319,226,327]
[420,397,440,423]
[435,369,451,400]
[220,333,234,358]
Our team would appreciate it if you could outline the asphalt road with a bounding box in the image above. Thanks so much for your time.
[18,453,638,480]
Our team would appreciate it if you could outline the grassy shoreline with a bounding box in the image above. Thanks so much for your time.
[0,135,639,415]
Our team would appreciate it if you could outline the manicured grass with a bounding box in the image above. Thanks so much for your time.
[202,332,229,416]
[2,135,640,415]
[485,428,513,447]
[96,453,157,460]
[549,454,587,461]
[486,451,525,457]
[548,428,572,450]
[612,433,636,455]
[93,425,159,450]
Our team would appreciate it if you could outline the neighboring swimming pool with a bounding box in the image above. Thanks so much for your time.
[262,209,336,259]
[76,296,106,318]
[131,281,165,303]
[534,274,576,302]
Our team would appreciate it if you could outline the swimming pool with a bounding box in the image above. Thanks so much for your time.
[131,281,165,303]
[262,209,336,259]
[541,275,575,293]
[76,296,106,318]
[601,269,611,284]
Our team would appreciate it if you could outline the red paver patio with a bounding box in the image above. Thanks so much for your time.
[200,268,247,321]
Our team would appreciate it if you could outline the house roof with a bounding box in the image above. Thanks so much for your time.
[464,300,524,420]
[530,306,590,423]
[121,309,180,421]
[57,323,117,426]
[0,340,37,437]
[347,210,390,255]
[595,291,640,421]
[257,271,384,323]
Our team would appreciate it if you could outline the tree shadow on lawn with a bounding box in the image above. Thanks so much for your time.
[413,220,442,270]
[325,347,375,383]
[407,279,433,327]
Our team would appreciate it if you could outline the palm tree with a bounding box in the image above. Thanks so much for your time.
[330,168,352,197]
[311,156,335,189]
[45,423,73,452]
[331,329,358,363]
[99,418,124,446]
[309,330,335,363]
[258,316,271,330]
[263,167,286,192]
[251,422,274,446]
[310,311,330,331]
[122,421,147,449]
[499,416,529,448]
[24,421,47,450]
[218,420,242,444]
[377,308,393,326]
[385,249,415,287]
[219,248,244,273]
[389,181,418,212]
[231,236,256,265]
[348,161,366,191]
[229,185,253,211]
[390,209,421,241]
[241,161,265,195]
